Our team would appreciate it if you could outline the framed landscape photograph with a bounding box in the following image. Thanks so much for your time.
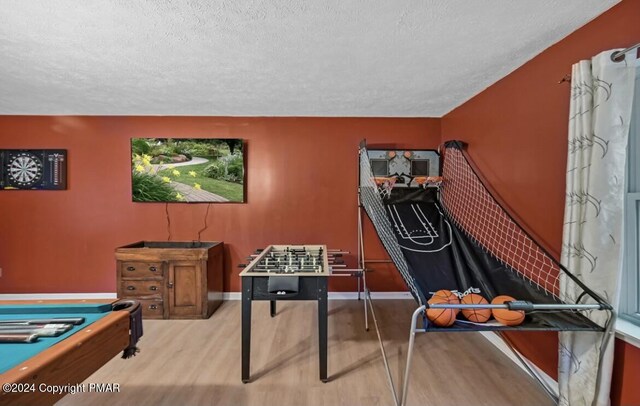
[131,138,245,203]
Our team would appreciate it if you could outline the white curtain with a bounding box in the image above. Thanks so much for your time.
[559,50,636,406]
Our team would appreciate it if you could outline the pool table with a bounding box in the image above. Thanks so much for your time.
[0,299,142,406]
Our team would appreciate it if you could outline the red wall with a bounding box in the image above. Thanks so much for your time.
[0,116,440,294]
[612,340,640,406]
[441,1,640,404]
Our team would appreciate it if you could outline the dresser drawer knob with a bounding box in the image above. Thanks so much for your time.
[149,266,157,272]
[150,286,158,291]
[149,304,158,310]
[167,282,174,288]
[126,286,136,291]
[127,266,136,272]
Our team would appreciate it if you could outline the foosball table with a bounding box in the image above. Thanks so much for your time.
[239,245,334,383]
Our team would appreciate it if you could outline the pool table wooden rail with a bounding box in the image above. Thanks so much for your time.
[0,300,132,406]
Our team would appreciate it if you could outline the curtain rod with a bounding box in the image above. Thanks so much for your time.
[611,42,640,62]
[559,43,640,83]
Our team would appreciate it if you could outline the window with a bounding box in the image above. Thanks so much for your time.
[621,65,640,327]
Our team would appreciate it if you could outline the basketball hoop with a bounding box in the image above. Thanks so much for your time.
[373,176,397,198]
[413,176,443,188]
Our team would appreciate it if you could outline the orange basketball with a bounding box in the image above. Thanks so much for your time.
[461,293,491,323]
[432,290,460,311]
[426,290,460,327]
[491,295,525,326]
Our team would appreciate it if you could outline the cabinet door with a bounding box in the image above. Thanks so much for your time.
[168,261,203,317]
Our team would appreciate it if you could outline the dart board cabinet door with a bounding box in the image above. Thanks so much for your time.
[116,241,224,319]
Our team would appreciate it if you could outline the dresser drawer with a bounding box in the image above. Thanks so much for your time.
[120,261,163,278]
[121,280,164,297]
[139,299,164,319]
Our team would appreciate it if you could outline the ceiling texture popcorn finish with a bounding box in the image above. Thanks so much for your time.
[0,0,619,117]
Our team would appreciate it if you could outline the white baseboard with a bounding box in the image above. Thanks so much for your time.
[479,331,558,395]
[222,291,413,301]
[0,293,118,300]
[0,292,412,301]
[329,291,413,300]
[222,292,241,300]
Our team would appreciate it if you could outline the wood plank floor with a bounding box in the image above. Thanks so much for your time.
[57,300,553,406]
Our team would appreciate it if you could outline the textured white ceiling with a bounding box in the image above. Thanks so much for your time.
[0,0,619,117]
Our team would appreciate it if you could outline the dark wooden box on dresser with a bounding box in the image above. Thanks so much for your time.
[116,241,224,319]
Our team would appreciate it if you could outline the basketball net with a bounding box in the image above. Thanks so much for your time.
[360,150,423,304]
[413,176,443,188]
[440,144,560,298]
[373,176,397,199]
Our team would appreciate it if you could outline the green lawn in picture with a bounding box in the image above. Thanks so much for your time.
[158,162,244,202]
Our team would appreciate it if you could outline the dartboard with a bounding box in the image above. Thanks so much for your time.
[7,152,43,186]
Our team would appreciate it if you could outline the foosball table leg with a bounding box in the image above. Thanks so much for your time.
[318,277,328,383]
[241,278,252,383]
[270,300,276,317]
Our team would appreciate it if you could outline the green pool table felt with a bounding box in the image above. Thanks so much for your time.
[0,304,113,374]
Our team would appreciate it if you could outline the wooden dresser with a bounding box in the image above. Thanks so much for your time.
[116,241,224,319]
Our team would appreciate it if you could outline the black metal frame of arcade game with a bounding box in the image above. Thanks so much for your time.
[357,140,614,406]
[239,245,331,383]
